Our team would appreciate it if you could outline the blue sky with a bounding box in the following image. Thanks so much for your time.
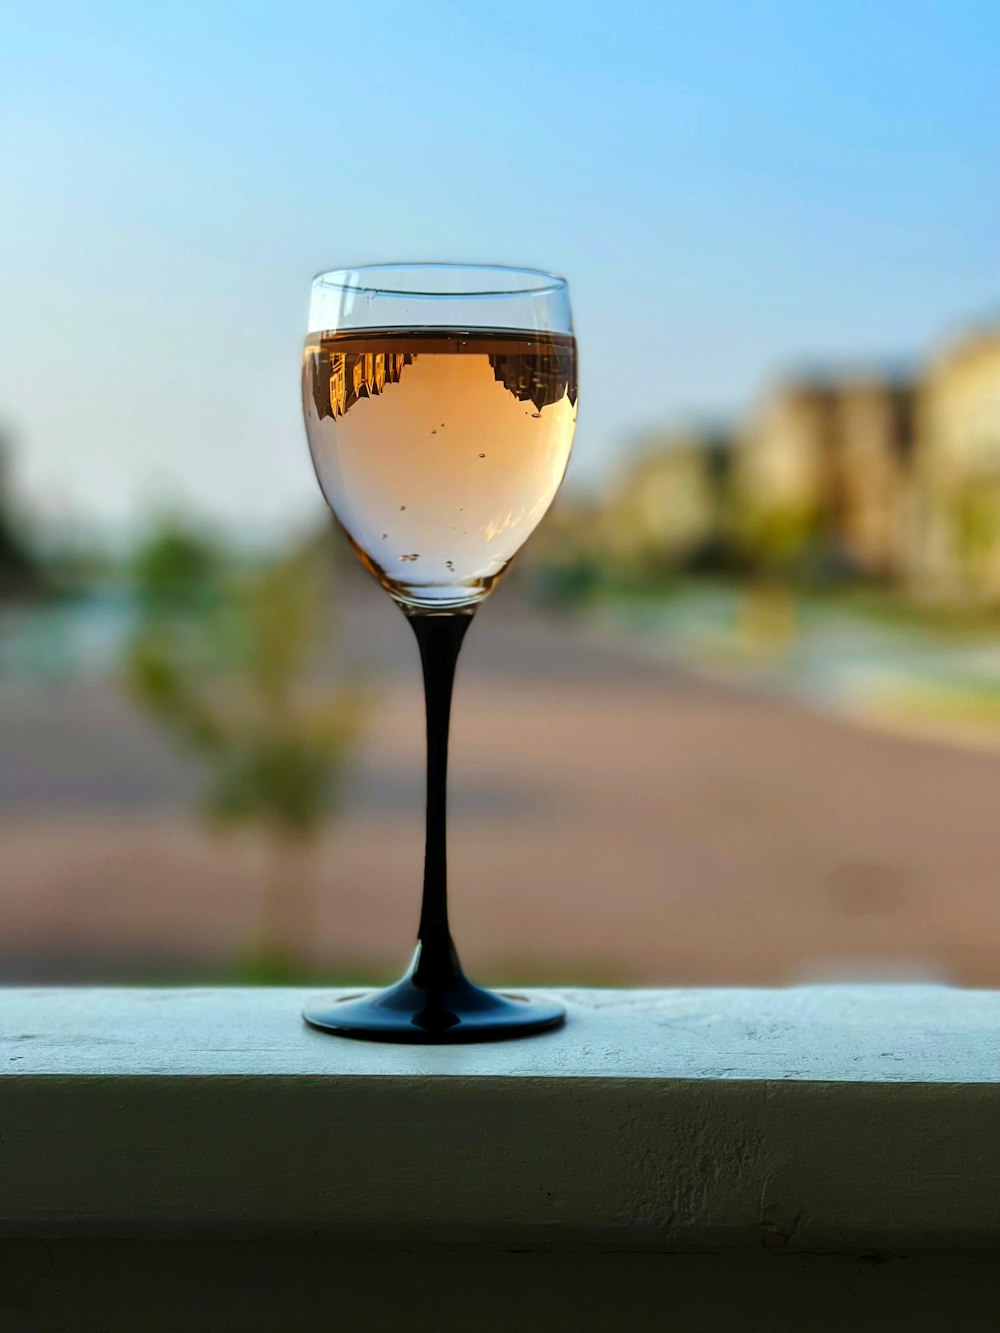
[2,0,998,538]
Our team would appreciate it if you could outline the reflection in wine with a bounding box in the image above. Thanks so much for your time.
[303,328,577,610]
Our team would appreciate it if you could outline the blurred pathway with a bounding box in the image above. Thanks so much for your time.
[2,589,1000,985]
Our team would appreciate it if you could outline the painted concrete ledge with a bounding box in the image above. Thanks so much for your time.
[1,985,999,1252]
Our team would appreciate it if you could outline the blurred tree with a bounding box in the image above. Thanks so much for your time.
[125,528,362,976]
[726,500,819,660]
[130,520,225,613]
[949,480,1000,604]
[0,430,41,598]
[39,535,118,596]
[733,500,821,578]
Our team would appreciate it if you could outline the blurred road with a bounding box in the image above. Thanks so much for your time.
[2,584,1000,985]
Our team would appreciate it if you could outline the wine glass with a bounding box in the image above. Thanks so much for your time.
[300,263,577,1042]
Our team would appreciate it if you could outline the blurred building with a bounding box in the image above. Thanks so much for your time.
[733,381,834,568]
[906,328,1000,602]
[832,377,915,579]
[534,313,1000,607]
[733,374,914,576]
[599,431,733,572]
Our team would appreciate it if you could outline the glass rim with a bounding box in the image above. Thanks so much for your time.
[311,262,568,299]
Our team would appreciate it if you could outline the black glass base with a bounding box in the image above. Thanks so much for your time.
[303,971,565,1044]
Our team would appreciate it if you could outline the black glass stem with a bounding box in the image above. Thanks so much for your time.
[302,609,565,1043]
[408,610,472,990]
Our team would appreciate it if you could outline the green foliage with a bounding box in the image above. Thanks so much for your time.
[0,429,40,596]
[949,481,1000,581]
[734,499,821,574]
[130,522,224,616]
[530,557,605,609]
[125,533,361,840]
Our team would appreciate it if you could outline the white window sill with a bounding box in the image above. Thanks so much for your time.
[2,984,998,1255]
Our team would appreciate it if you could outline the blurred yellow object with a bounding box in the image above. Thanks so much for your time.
[736,583,797,662]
